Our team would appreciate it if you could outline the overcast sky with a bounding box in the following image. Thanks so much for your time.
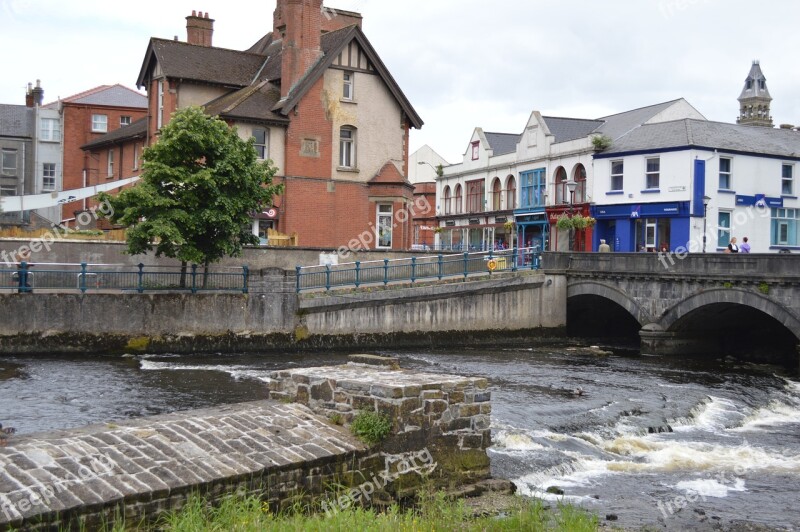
[2,0,799,163]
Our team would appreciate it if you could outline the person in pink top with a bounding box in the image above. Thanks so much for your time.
[740,237,751,254]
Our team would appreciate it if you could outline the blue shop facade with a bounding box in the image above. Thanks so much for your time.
[591,201,692,252]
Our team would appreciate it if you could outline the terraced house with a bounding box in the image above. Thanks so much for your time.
[85,0,423,249]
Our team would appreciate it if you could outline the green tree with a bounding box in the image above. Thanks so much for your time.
[98,106,282,285]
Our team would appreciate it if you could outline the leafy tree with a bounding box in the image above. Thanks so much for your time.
[98,106,282,284]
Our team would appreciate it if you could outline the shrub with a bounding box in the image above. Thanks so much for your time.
[350,411,392,446]
[758,282,770,295]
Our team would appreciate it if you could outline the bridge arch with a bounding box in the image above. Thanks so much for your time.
[660,288,800,340]
[567,281,650,326]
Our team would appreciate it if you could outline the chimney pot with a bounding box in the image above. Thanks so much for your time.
[186,10,214,46]
[192,9,196,16]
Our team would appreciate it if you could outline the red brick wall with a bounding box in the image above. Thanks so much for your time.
[61,104,147,223]
[283,76,333,179]
[147,78,178,140]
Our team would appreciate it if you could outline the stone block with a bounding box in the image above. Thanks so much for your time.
[459,434,484,450]
[370,385,404,399]
[448,391,465,404]
[291,374,311,385]
[295,385,310,405]
[424,400,448,415]
[351,395,375,410]
[480,404,492,415]
[402,385,422,398]
[420,390,444,400]
[310,381,334,402]
[471,415,490,431]
[458,404,481,417]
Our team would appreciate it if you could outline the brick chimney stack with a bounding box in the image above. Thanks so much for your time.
[25,82,34,107]
[32,79,44,107]
[186,10,214,47]
[275,0,323,98]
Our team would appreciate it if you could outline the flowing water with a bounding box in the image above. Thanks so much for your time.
[1,347,799,530]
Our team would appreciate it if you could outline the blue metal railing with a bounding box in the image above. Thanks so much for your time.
[0,262,249,294]
[296,248,541,293]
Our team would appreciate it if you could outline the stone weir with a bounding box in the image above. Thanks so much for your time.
[0,359,501,530]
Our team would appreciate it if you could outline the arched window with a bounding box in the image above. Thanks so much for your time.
[554,167,568,204]
[491,178,502,211]
[506,176,516,210]
[573,164,587,204]
[454,184,463,214]
[443,186,452,215]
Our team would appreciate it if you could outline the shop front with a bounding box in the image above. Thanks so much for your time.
[515,211,548,252]
[546,204,593,252]
[592,202,691,252]
[437,215,515,251]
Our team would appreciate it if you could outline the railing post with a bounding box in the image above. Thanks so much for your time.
[295,266,301,293]
[355,261,361,288]
[137,263,144,293]
[512,248,519,273]
[463,253,469,279]
[325,264,331,291]
[191,264,198,294]
[79,262,87,294]
[383,259,389,286]
[411,257,417,283]
[242,266,249,294]
[531,250,538,270]
[438,254,443,280]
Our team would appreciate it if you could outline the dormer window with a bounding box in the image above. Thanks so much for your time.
[471,141,479,160]
[343,72,354,101]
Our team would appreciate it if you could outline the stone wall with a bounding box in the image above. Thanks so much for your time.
[267,359,492,496]
[0,362,501,529]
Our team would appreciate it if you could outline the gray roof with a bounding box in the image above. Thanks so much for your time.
[0,105,34,138]
[81,117,147,150]
[542,116,604,143]
[595,99,682,141]
[203,81,288,125]
[739,61,771,101]
[484,132,520,156]
[603,119,800,158]
[66,84,147,108]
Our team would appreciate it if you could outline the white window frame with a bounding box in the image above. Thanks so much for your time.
[91,114,108,133]
[133,144,139,170]
[471,141,479,161]
[120,116,132,127]
[719,157,732,190]
[376,204,393,249]
[157,80,165,129]
[1,149,17,176]
[782,163,794,196]
[645,157,660,189]
[42,163,56,192]
[0,184,17,196]
[718,211,732,248]
[342,71,354,101]
[339,127,355,168]
[610,160,624,191]
[107,149,114,178]
[40,118,61,142]
[253,128,269,160]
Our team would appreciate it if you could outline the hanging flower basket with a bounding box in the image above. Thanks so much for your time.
[556,214,597,230]
[555,213,572,230]
[433,227,443,234]
[503,220,514,232]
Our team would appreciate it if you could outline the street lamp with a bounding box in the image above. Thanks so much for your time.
[566,180,578,251]
[702,195,711,253]
[417,161,439,178]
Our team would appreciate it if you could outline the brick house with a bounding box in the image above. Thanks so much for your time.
[50,85,147,225]
[86,1,422,250]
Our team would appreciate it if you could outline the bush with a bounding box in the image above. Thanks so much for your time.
[350,411,392,446]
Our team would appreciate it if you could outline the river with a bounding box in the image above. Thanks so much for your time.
[1,346,799,530]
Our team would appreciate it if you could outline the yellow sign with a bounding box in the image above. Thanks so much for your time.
[487,259,498,271]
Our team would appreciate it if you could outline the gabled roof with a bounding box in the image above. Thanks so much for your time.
[81,117,148,150]
[369,161,409,185]
[136,38,269,89]
[203,81,289,125]
[275,25,423,129]
[541,116,604,144]
[595,99,684,141]
[602,119,800,158]
[484,132,520,156]
[0,105,34,138]
[46,84,146,109]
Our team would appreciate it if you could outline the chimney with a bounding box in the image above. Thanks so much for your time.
[25,82,34,107]
[32,79,44,107]
[276,0,323,98]
[186,10,214,46]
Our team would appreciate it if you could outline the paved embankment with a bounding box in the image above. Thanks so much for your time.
[0,401,365,530]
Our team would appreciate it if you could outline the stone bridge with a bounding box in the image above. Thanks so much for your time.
[543,253,800,365]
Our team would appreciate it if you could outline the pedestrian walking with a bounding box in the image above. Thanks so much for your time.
[740,237,751,254]
[727,237,740,253]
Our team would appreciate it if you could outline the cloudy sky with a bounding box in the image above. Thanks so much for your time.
[2,0,799,163]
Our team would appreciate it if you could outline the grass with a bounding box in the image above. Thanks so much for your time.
[349,410,392,446]
[145,490,599,532]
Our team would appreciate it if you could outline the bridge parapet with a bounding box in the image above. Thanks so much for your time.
[543,252,800,282]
